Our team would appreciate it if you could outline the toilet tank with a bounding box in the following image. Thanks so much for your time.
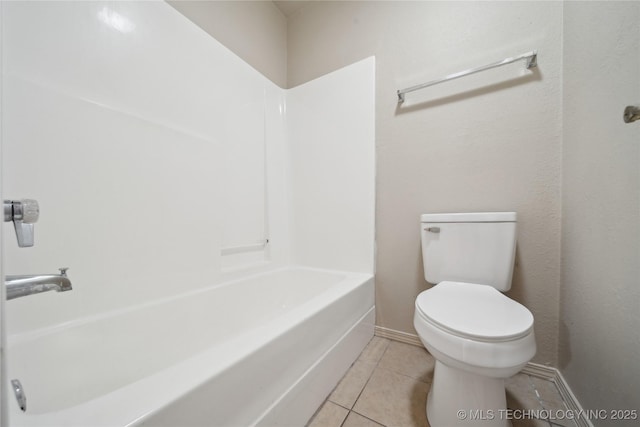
[421,212,517,291]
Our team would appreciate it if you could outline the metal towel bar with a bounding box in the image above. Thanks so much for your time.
[397,50,538,103]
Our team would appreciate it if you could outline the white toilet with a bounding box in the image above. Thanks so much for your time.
[414,212,536,427]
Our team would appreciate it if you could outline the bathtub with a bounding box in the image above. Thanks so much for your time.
[7,267,375,426]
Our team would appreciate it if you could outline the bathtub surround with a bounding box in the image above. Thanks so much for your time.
[287,65,376,273]
[1,1,374,425]
[2,0,374,330]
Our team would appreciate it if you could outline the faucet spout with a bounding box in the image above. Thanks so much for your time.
[5,268,72,300]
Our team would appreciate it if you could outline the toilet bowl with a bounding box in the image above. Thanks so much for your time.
[414,282,536,427]
[415,213,536,427]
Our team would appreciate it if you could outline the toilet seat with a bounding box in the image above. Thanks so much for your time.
[415,281,533,342]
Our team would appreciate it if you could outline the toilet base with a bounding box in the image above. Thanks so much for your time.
[427,360,512,427]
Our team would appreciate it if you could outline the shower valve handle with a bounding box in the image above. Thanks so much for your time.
[4,199,40,247]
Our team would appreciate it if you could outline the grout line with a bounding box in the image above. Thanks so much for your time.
[351,409,387,426]
[370,340,433,385]
[338,338,391,427]
[305,400,348,427]
[509,361,587,427]
[373,364,433,385]
[333,402,352,412]
[524,374,553,427]
[340,339,390,411]
[337,407,350,427]
[328,336,577,427]
[352,339,390,402]
[526,372,574,425]
[549,422,576,427]
[534,388,543,400]
[320,337,578,427]
[304,401,324,426]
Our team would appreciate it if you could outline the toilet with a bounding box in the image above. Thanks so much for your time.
[414,212,536,427]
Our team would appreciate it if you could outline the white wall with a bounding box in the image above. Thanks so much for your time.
[287,1,563,365]
[167,0,287,88]
[287,57,376,274]
[560,1,640,419]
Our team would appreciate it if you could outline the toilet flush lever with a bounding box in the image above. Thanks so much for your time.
[425,227,440,233]
[4,199,39,247]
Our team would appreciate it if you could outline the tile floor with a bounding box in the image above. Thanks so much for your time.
[308,337,577,427]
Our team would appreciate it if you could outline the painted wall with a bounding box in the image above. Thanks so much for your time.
[560,1,640,420]
[287,1,563,365]
[167,0,287,88]
[2,1,375,337]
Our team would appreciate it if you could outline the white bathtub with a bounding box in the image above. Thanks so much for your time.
[7,267,375,426]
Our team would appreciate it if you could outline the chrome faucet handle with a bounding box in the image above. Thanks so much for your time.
[4,199,39,247]
[11,379,26,412]
[16,199,39,224]
[59,267,69,276]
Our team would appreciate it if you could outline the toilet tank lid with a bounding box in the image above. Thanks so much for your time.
[421,212,516,223]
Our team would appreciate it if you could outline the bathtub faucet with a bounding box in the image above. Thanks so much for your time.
[5,268,72,301]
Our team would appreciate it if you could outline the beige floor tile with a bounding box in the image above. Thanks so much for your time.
[509,376,573,427]
[329,359,377,409]
[506,373,545,412]
[307,401,349,427]
[512,417,551,427]
[506,373,534,393]
[549,418,577,427]
[530,377,564,406]
[377,341,434,383]
[540,398,568,413]
[343,411,385,427]
[353,367,430,427]
[358,336,391,364]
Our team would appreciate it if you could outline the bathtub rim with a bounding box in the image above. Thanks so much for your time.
[7,265,364,345]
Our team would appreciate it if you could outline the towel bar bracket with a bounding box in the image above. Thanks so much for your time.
[526,53,537,69]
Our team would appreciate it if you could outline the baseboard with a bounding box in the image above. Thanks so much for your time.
[521,362,557,380]
[556,372,594,427]
[377,327,593,427]
[374,325,422,347]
